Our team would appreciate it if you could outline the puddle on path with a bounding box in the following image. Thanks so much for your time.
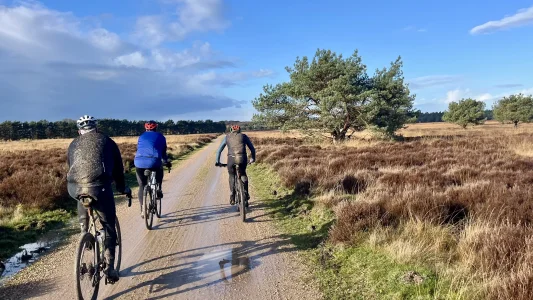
[195,247,251,284]
[0,231,61,283]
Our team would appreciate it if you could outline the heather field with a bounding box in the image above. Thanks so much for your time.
[248,122,533,299]
[0,134,218,260]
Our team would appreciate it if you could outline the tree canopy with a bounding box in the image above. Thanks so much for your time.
[0,119,226,141]
[493,93,533,127]
[252,49,417,140]
[442,98,486,128]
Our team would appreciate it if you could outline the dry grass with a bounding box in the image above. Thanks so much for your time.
[0,133,216,152]
[253,123,533,299]
[0,133,218,218]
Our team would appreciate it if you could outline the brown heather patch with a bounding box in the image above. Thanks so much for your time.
[254,130,533,298]
[0,134,218,213]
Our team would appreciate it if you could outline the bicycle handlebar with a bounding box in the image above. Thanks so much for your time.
[215,161,254,168]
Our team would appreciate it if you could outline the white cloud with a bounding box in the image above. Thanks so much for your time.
[0,2,269,121]
[475,93,492,102]
[470,6,533,35]
[134,0,229,47]
[114,51,146,67]
[89,28,120,51]
[445,89,466,103]
[408,75,461,90]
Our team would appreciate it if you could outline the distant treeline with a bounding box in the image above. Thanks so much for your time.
[416,110,494,123]
[0,119,227,140]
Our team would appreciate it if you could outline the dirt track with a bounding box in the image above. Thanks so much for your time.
[0,137,319,300]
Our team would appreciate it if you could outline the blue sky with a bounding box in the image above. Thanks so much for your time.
[1,0,533,121]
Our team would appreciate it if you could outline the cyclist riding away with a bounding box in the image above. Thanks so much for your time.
[67,115,131,283]
[134,120,171,218]
[215,125,256,206]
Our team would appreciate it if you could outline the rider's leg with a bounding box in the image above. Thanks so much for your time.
[239,163,250,206]
[77,201,89,233]
[156,167,164,198]
[227,156,236,205]
[94,186,119,281]
[136,168,147,217]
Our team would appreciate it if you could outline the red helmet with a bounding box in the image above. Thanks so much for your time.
[230,125,241,132]
[145,120,157,131]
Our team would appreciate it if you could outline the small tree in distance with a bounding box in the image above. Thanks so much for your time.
[493,93,533,128]
[442,98,486,129]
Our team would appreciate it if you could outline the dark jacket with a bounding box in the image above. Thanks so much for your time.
[134,131,168,169]
[216,132,256,164]
[67,131,126,199]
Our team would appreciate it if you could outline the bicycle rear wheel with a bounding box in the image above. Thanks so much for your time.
[155,184,162,218]
[143,186,153,230]
[238,181,246,222]
[115,219,122,273]
[75,233,99,300]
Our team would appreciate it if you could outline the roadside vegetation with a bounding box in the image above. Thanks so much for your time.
[248,123,533,299]
[0,133,218,262]
[249,47,533,299]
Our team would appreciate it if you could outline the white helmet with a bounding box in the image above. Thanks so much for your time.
[77,115,97,130]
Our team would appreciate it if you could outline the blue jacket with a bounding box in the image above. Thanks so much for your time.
[134,131,168,169]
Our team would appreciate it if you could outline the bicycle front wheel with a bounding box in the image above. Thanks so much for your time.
[156,184,162,218]
[144,187,153,230]
[115,219,122,273]
[75,233,99,300]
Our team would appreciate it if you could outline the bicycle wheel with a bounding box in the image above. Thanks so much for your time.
[143,186,153,230]
[238,181,246,222]
[155,184,162,218]
[75,233,99,300]
[115,219,122,273]
[234,175,240,213]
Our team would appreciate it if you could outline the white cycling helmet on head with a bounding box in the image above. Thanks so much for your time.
[77,115,97,130]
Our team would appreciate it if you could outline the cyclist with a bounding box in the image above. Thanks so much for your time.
[215,125,256,206]
[134,120,171,218]
[67,115,131,283]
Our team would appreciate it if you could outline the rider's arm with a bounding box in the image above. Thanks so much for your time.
[110,139,126,193]
[216,136,227,164]
[244,135,256,161]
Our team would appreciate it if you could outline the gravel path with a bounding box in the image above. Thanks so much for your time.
[0,137,320,300]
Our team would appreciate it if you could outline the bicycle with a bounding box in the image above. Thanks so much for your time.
[216,162,249,222]
[143,166,170,230]
[74,193,131,300]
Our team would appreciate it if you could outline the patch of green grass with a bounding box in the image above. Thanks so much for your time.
[0,208,72,260]
[248,163,457,300]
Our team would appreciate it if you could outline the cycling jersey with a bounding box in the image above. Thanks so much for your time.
[134,131,168,169]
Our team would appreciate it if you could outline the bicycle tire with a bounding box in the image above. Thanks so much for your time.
[144,187,153,230]
[238,181,246,222]
[156,184,162,218]
[115,219,122,273]
[75,233,99,300]
[234,174,240,213]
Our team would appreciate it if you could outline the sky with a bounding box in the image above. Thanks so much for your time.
[1,0,533,121]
